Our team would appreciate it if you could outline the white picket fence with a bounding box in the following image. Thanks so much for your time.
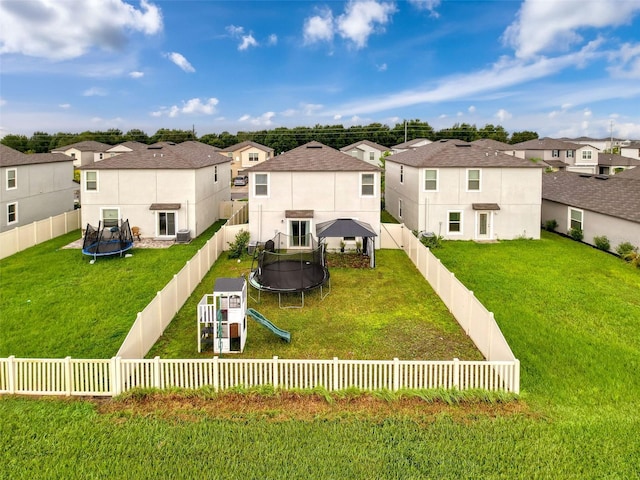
[0,356,519,397]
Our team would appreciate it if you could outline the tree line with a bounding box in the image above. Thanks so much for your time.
[1,121,539,154]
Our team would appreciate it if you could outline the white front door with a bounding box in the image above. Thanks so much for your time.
[477,212,491,240]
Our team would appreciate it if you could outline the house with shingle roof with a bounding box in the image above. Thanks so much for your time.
[472,138,521,158]
[242,141,381,250]
[52,140,112,167]
[542,171,640,251]
[597,152,640,175]
[391,138,433,154]
[105,141,149,158]
[217,140,274,178]
[620,140,640,160]
[385,140,543,240]
[340,140,389,167]
[512,137,600,174]
[78,141,231,239]
[0,145,76,232]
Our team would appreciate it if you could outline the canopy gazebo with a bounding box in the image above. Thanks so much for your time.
[316,218,377,268]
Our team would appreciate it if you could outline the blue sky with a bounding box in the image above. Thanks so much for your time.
[1,0,640,140]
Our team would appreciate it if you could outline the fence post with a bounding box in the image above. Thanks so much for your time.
[332,357,339,391]
[65,356,72,396]
[513,359,520,395]
[33,221,38,246]
[393,358,400,391]
[453,358,460,389]
[272,356,279,388]
[153,356,161,388]
[213,356,219,392]
[7,355,15,394]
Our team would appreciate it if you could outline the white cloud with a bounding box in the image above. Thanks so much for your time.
[302,103,324,115]
[83,87,107,97]
[607,42,640,79]
[377,63,388,72]
[0,98,6,107]
[468,105,476,113]
[238,112,275,126]
[303,8,334,45]
[0,0,162,61]
[583,109,592,117]
[59,103,71,109]
[226,25,245,37]
[166,52,195,72]
[129,71,144,79]
[152,98,219,118]
[495,109,512,122]
[334,114,343,120]
[267,34,278,46]
[408,0,441,17]
[337,1,396,49]
[238,35,258,51]
[456,111,463,117]
[503,0,640,58]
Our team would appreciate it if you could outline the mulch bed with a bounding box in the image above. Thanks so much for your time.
[326,253,372,268]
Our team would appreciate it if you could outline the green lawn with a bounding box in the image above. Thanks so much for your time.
[2,230,640,478]
[0,221,224,358]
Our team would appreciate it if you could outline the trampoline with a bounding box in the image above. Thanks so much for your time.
[82,219,134,262]
[249,232,330,308]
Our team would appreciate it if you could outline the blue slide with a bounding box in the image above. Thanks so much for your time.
[246,308,291,343]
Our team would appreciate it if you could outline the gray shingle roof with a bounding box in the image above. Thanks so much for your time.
[472,138,513,150]
[243,141,381,172]
[340,139,389,152]
[614,166,640,179]
[512,137,584,150]
[52,140,112,152]
[391,138,431,149]
[386,139,541,168]
[0,144,73,167]
[598,153,640,167]
[79,141,229,170]
[222,140,273,153]
[542,171,640,223]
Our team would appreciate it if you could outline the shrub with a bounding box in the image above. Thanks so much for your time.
[569,227,583,241]
[616,241,636,257]
[227,229,250,259]
[419,232,444,249]
[593,235,610,251]
[544,219,557,231]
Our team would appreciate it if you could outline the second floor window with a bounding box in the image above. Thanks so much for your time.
[424,169,437,191]
[361,173,375,196]
[369,152,375,161]
[467,169,481,191]
[249,153,259,162]
[582,150,592,160]
[6,169,16,189]
[552,150,560,158]
[567,150,574,158]
[254,173,268,196]
[85,171,98,191]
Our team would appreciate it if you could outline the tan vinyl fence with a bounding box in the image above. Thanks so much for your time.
[0,210,81,260]
[0,356,519,397]
[116,205,249,358]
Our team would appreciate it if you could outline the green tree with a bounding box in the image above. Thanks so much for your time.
[436,123,478,142]
[1,134,29,152]
[123,129,150,144]
[150,128,196,144]
[478,124,509,143]
[510,130,539,144]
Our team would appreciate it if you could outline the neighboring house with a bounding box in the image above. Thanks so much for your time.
[52,140,112,167]
[541,171,640,251]
[385,140,543,240]
[217,141,274,178]
[0,145,76,233]
[597,153,640,175]
[472,138,521,158]
[340,140,389,167]
[243,141,381,250]
[391,138,433,154]
[512,137,600,174]
[78,141,231,239]
[620,140,640,160]
[104,141,148,158]
[559,136,612,152]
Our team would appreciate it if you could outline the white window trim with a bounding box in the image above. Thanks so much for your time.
[466,168,481,192]
[423,168,438,192]
[156,211,178,238]
[447,210,463,235]
[475,211,493,240]
[6,168,17,190]
[100,207,120,227]
[568,207,583,231]
[248,152,259,162]
[254,173,270,198]
[84,170,99,192]
[287,219,313,249]
[567,150,574,158]
[360,173,376,197]
[7,202,18,224]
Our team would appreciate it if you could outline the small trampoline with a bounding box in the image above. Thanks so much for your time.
[82,219,134,262]
[249,232,330,308]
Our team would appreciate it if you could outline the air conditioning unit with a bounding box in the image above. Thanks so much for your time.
[176,229,191,243]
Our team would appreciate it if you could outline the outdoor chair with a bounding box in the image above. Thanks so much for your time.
[132,226,141,241]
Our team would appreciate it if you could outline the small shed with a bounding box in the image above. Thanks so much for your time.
[316,218,377,268]
[197,277,247,353]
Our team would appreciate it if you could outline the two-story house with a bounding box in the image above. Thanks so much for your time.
[340,140,389,167]
[597,153,640,175]
[391,138,433,154]
[217,141,274,179]
[385,140,543,240]
[512,138,599,174]
[620,140,640,160]
[0,145,76,232]
[243,141,381,250]
[52,140,112,167]
[78,141,231,239]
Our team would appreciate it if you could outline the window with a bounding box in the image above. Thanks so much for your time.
[424,169,438,191]
[85,171,98,191]
[249,153,259,162]
[582,150,592,160]
[448,211,462,234]
[6,169,16,190]
[99,153,103,160]
[552,150,560,158]
[290,220,310,247]
[361,173,375,196]
[7,203,17,224]
[400,165,404,184]
[398,199,403,219]
[567,150,574,158]
[369,152,375,161]
[467,169,481,191]
[214,165,218,183]
[158,212,177,236]
[101,208,119,227]
[254,174,268,196]
[569,208,583,231]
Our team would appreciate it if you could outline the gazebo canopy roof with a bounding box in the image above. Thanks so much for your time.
[316,218,377,238]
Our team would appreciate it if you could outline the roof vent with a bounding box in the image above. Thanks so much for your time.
[148,145,162,150]
[168,142,176,146]
[579,174,592,178]
[455,144,471,148]
[306,145,322,149]
[595,175,608,180]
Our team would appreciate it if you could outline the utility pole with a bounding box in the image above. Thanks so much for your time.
[404,120,407,143]
[609,120,614,153]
